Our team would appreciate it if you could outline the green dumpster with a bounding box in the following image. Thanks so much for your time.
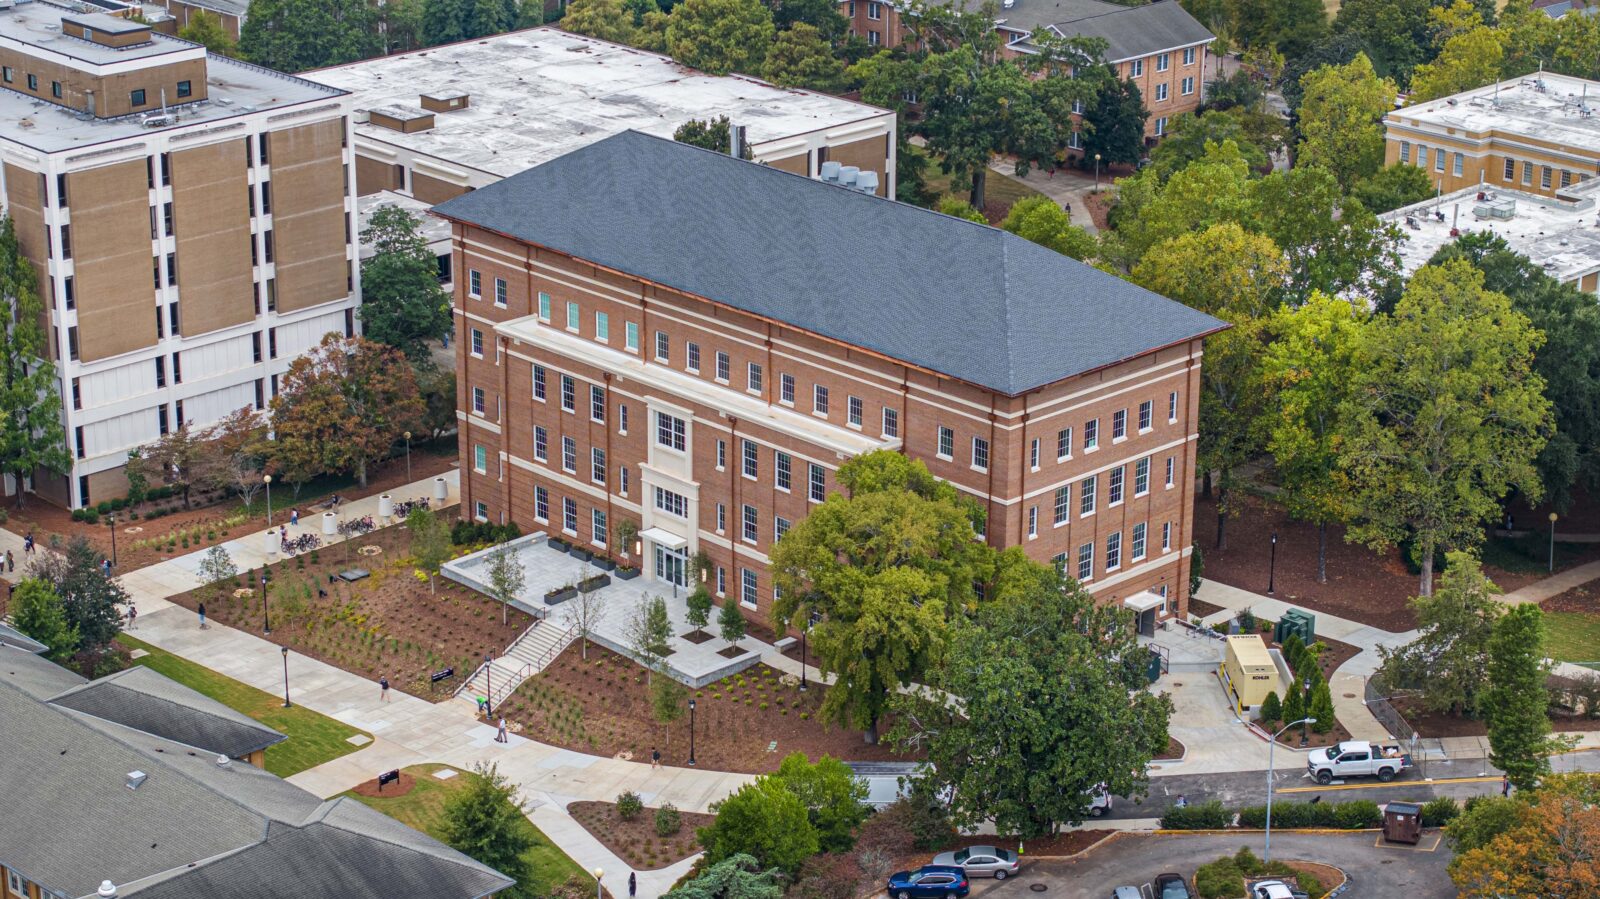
[1274,609,1316,646]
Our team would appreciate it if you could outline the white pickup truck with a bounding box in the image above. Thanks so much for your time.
[1306,740,1411,784]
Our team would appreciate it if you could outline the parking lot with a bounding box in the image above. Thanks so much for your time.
[961,831,1455,899]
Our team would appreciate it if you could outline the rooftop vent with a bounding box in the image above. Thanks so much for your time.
[368,105,435,134]
[97,882,117,899]
[855,170,880,195]
[819,160,841,183]
[215,754,231,769]
[126,770,147,790]
[420,90,469,113]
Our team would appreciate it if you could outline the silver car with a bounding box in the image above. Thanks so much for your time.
[931,846,1020,880]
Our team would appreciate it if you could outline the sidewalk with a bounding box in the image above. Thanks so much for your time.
[1500,557,1600,605]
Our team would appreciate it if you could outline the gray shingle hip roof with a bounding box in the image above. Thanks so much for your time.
[985,0,1214,61]
[50,666,287,759]
[433,131,1224,395]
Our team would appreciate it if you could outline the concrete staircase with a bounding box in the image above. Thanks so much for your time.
[457,618,577,714]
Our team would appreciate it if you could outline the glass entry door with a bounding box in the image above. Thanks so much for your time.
[654,544,687,588]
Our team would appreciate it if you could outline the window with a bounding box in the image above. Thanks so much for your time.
[813,385,829,415]
[155,357,166,388]
[1162,521,1172,551]
[494,277,507,306]
[1418,146,1429,170]
[1139,400,1152,431]
[1503,157,1515,180]
[1069,130,1083,150]
[742,569,758,607]
[742,439,758,478]
[1084,418,1098,450]
[1077,542,1094,581]
[177,79,192,98]
[937,426,954,459]
[1169,390,1179,422]
[1080,474,1096,515]
[1155,117,1168,137]
[1135,457,1150,496]
[716,567,727,595]
[563,498,578,534]
[533,365,546,401]
[625,322,639,352]
[1053,485,1070,525]
[596,312,609,342]
[809,463,826,502]
[1542,166,1553,189]
[655,330,670,362]
[716,503,726,532]
[776,451,792,491]
[1052,553,1068,576]
[1563,169,1574,188]
[846,395,863,427]
[620,466,629,495]
[565,301,579,330]
[1157,52,1170,71]
[1453,152,1464,177]
[1030,438,1040,470]
[619,404,628,434]
[780,373,795,404]
[1109,466,1124,504]
[868,29,880,45]
[560,374,575,412]
[715,351,730,382]
[656,412,686,451]
[592,447,606,484]
[1027,506,1038,538]
[538,292,551,321]
[883,407,899,438]
[469,270,481,297]
[1401,141,1412,164]
[743,504,759,543]
[971,437,989,471]
[475,501,489,522]
[535,486,549,522]
[131,88,146,106]
[1165,456,1175,488]
[1106,532,1122,570]
[590,385,606,423]
[470,328,484,357]
[654,486,688,518]
[1435,151,1445,173]
[716,439,726,470]
[562,436,577,473]
[748,363,763,394]
[1183,46,1196,65]
[0,66,9,83]
[687,342,701,373]
[1130,59,1144,77]
[1057,427,1072,460]
[472,386,486,414]
[593,509,608,545]
[868,0,882,18]
[534,426,548,462]
[1112,409,1127,440]
[775,516,791,542]
[1156,83,1169,102]
[1132,522,1147,561]
[473,444,488,473]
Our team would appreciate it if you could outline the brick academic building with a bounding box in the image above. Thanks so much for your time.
[435,132,1224,632]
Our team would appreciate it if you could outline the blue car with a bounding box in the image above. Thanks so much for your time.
[887,865,970,899]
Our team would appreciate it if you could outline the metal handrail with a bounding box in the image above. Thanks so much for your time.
[482,620,580,709]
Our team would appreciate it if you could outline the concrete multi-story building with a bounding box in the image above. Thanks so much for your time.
[1385,74,1600,198]
[0,0,360,508]
[434,131,1224,632]
[843,0,1214,146]
[308,27,899,201]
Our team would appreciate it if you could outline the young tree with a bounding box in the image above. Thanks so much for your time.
[1484,604,1564,790]
[890,564,1171,838]
[771,451,993,743]
[628,594,674,682]
[10,579,78,663]
[762,23,847,91]
[197,546,239,602]
[771,752,869,853]
[1259,690,1283,727]
[143,423,218,510]
[685,584,714,636]
[204,407,269,506]
[663,854,785,899]
[440,763,537,898]
[673,116,753,157]
[1281,677,1307,728]
[1294,54,1396,190]
[417,366,458,440]
[239,0,382,72]
[359,205,453,366]
[697,777,820,874]
[1261,293,1364,582]
[1449,773,1600,897]
[650,671,687,746]
[270,334,425,488]
[407,507,453,593]
[999,196,1096,261]
[1081,74,1149,167]
[178,9,238,55]
[1376,552,1502,716]
[665,0,775,75]
[28,535,127,653]
[485,541,526,627]
[1308,681,1335,733]
[1340,260,1552,595]
[717,598,746,649]
[0,216,70,510]
[561,569,609,659]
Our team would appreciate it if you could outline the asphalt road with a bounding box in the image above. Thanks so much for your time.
[966,832,1454,899]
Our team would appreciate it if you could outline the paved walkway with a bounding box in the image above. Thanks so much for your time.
[1500,556,1600,605]
[987,159,1109,234]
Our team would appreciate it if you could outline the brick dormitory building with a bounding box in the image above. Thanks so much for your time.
[435,132,1225,632]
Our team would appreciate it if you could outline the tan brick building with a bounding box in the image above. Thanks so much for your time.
[0,1,359,508]
[843,0,1214,147]
[434,131,1224,633]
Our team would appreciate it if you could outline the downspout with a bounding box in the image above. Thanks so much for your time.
[604,371,614,562]
[728,415,739,602]
[899,368,910,454]
[765,324,774,404]
[1017,396,1030,545]
[985,396,997,548]
[498,334,510,521]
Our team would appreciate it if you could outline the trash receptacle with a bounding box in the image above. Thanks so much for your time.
[1383,801,1422,844]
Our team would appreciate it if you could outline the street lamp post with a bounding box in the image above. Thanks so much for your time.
[108,513,117,569]
[403,432,412,483]
[1267,532,1278,595]
[281,646,292,708]
[484,652,494,717]
[1094,153,1102,191]
[688,697,697,766]
[1549,512,1559,573]
[1265,717,1316,863]
[799,621,810,692]
[264,474,273,528]
[261,574,270,635]
[593,868,603,899]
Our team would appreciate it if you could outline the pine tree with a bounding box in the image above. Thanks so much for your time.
[440,763,536,896]
[1308,681,1335,733]
[0,216,69,510]
[1281,679,1307,730]
[1260,690,1283,727]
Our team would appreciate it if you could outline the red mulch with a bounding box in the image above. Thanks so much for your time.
[1187,597,1226,619]
[350,772,416,798]
[163,517,534,697]
[1081,190,1115,231]
[1156,736,1185,760]
[1393,695,1600,736]
[569,800,712,871]
[499,644,916,774]
[1545,582,1600,614]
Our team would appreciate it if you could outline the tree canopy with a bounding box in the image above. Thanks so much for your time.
[440,763,537,898]
[0,216,70,510]
[999,196,1096,261]
[1294,53,1396,190]
[696,776,819,874]
[1375,551,1501,715]
[239,0,382,72]
[665,0,775,75]
[359,204,453,367]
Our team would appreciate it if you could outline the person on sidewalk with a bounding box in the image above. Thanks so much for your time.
[628,872,637,899]
[496,716,508,743]
[290,508,300,527]
[650,747,661,770]
[1502,774,1511,797]
[380,675,390,703]
[101,558,111,577]
[23,532,33,555]
[126,604,137,631]
[5,549,13,572]
[197,602,207,629]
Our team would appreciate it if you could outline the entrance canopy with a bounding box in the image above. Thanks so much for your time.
[1123,591,1165,613]
[639,527,688,551]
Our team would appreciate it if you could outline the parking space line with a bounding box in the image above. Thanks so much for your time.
[1279,775,1501,793]
[1373,832,1443,852]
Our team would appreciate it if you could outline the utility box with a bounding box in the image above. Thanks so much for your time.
[1275,609,1316,646]
[1224,635,1283,709]
[1383,801,1422,844]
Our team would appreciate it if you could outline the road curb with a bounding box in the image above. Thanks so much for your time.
[1150,828,1383,835]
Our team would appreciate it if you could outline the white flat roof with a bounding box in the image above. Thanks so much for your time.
[1382,181,1600,283]
[356,191,452,258]
[307,27,891,180]
[1391,74,1600,156]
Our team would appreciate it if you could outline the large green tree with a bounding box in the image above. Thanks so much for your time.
[1294,53,1396,190]
[0,216,69,510]
[1409,24,1505,101]
[177,9,237,55]
[1250,165,1402,301]
[9,579,77,663]
[762,22,847,91]
[1349,163,1436,214]
[1375,552,1502,715]
[1340,260,1552,595]
[665,0,774,75]
[440,763,537,898]
[1330,0,1443,84]
[1081,75,1149,168]
[359,204,453,367]
[239,0,382,72]
[28,535,128,654]
[770,451,992,743]
[766,0,847,40]
[697,777,819,874]
[1484,604,1564,790]
[770,752,869,853]
[891,563,1171,838]
[1145,109,1271,183]
[999,196,1096,261]
[559,0,642,43]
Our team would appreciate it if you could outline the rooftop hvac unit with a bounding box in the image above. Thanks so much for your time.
[1475,196,1516,220]
[855,171,880,194]
[126,770,147,790]
[820,160,841,182]
[141,113,175,128]
[838,165,859,186]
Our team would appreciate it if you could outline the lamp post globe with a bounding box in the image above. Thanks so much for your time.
[1549,511,1559,572]
[263,474,273,528]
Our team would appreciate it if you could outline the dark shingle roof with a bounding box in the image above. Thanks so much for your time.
[50,666,286,758]
[989,0,1214,61]
[0,641,87,698]
[0,622,50,655]
[433,131,1224,395]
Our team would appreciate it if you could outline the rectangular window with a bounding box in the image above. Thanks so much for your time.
[593,509,608,545]
[1157,52,1170,71]
[473,444,487,473]
[742,569,758,607]
[716,567,726,596]
[590,385,606,423]
[1181,76,1195,95]
[716,503,726,532]
[1057,427,1072,460]
[472,386,486,414]
[1139,400,1152,432]
[883,407,899,438]
[1084,418,1098,450]
[1027,506,1038,538]
[868,0,881,18]
[748,363,763,394]
[1163,522,1172,551]
[841,395,860,427]
[813,385,829,415]
[562,436,577,473]
[1131,59,1143,77]
[1169,390,1179,422]
[1109,466,1125,504]
[1183,47,1196,65]
[1132,522,1147,561]
[469,270,482,298]
[533,365,546,401]
[131,88,146,106]
[780,373,795,405]
[1,67,9,83]
[656,412,686,451]
[775,516,791,542]
[687,342,701,373]
[971,437,989,471]
[1106,532,1122,570]
[535,486,549,522]
[1030,438,1040,470]
[1165,456,1175,488]
[620,466,629,495]
[561,375,575,412]
[937,426,954,459]
[742,439,759,479]
[1077,542,1094,582]
[1503,157,1515,180]
[596,312,609,342]
[1562,169,1574,188]
[534,426,548,462]
[563,498,578,534]
[494,278,507,306]
[1135,457,1150,496]
[1543,166,1553,189]
[1523,160,1533,185]
[71,377,81,410]
[177,79,192,98]
[742,504,758,543]
[654,486,689,518]
[776,451,792,491]
[716,439,726,470]
[1436,151,1445,173]
[1155,117,1168,137]
[625,322,639,352]
[655,330,670,362]
[620,404,629,434]
[1156,83,1169,102]
[538,292,551,321]
[1112,409,1127,440]
[475,501,489,522]
[470,328,484,357]
[1401,141,1412,164]
[1080,474,1096,515]
[155,357,166,388]
[1418,146,1428,169]
[809,463,826,502]
[715,351,730,382]
[1453,152,1464,177]
[591,447,606,484]
[1053,485,1070,525]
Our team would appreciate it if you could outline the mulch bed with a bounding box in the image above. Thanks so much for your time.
[1081,189,1115,231]
[1156,736,1185,760]
[351,772,417,798]
[500,644,916,774]
[1394,694,1600,736]
[1281,861,1344,894]
[569,800,713,871]
[1545,581,1600,614]
[164,515,534,698]
[1187,597,1226,619]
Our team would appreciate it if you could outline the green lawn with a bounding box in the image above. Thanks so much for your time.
[343,764,592,895]
[1545,611,1600,669]
[118,634,369,777]
[910,145,1045,220]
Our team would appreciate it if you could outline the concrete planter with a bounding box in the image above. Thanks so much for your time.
[593,557,616,572]
[321,511,337,536]
[548,537,571,553]
[568,546,593,562]
[433,476,449,502]
[614,567,640,581]
[378,494,393,519]
[544,586,578,605]
[578,573,611,592]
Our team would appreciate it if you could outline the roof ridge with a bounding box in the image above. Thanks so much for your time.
[51,674,283,737]
[316,796,509,874]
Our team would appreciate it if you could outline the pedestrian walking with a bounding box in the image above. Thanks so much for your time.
[23,532,33,554]
[5,549,13,572]
[127,604,137,630]
[1502,774,1511,797]
[628,873,637,899]
[380,675,390,702]
[290,509,299,526]
[496,716,508,743]
[101,558,111,577]
[197,602,207,629]
[650,746,661,770]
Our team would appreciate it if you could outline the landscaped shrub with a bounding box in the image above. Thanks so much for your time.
[1259,691,1282,727]
[82,509,99,524]
[1235,799,1380,829]
[1192,848,1321,899]
[70,509,85,522]
[617,790,643,820]
[1160,800,1230,830]
[1420,797,1461,827]
[95,501,112,515]
[655,802,681,836]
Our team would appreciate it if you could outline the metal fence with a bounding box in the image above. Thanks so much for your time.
[1364,676,1418,743]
